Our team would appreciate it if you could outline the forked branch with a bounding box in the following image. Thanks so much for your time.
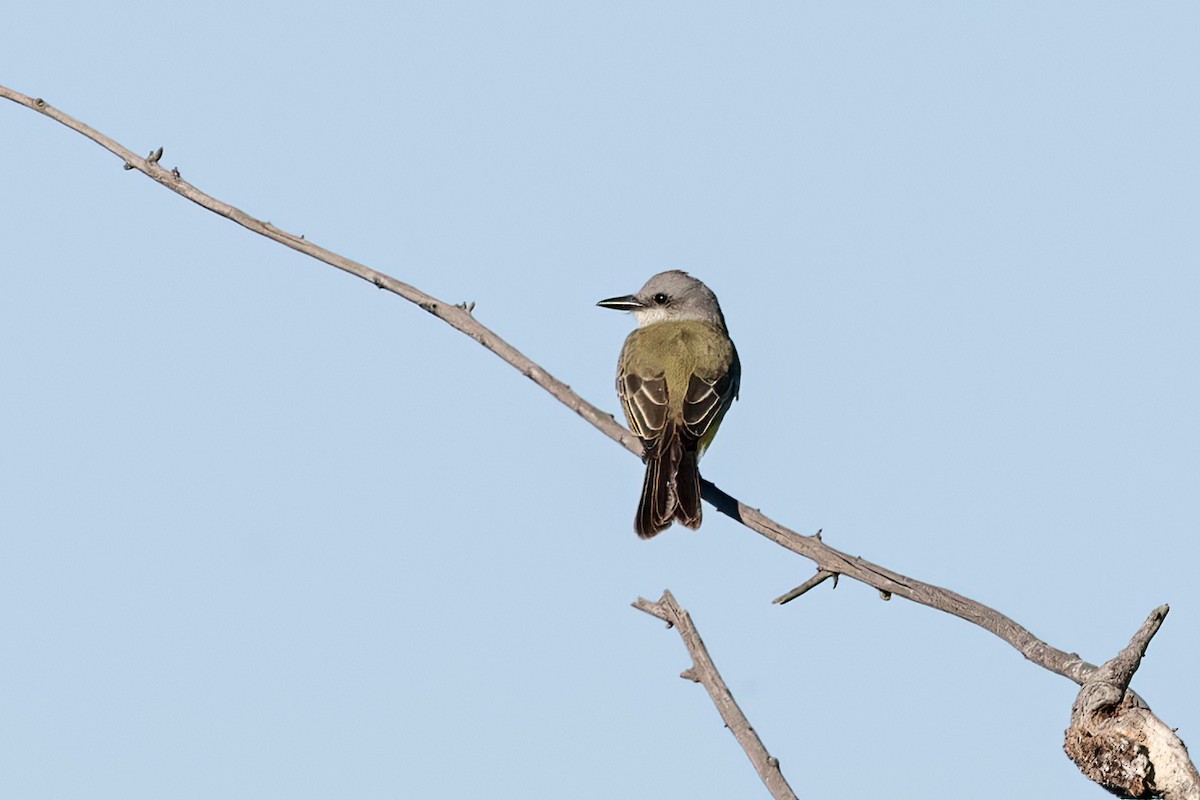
[634,591,798,800]
[1064,606,1198,800]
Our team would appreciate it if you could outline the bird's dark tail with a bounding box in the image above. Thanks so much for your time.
[635,423,702,539]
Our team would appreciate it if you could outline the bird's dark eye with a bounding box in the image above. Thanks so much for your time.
[653,292,669,305]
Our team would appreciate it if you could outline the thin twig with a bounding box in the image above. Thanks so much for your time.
[773,570,837,605]
[634,591,798,800]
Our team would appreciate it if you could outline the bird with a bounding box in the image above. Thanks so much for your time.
[597,270,741,538]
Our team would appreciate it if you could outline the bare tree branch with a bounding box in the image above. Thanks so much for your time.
[1065,606,1199,800]
[699,481,1100,681]
[4,83,1194,796]
[634,591,798,800]
[0,82,1091,682]
[0,83,642,462]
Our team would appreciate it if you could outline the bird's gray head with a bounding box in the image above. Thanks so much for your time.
[597,270,728,329]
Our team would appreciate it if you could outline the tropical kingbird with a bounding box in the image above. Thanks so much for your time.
[598,270,741,538]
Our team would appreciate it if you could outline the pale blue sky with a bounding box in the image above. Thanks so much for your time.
[3,3,1197,798]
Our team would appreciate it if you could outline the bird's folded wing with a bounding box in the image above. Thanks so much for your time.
[682,369,738,442]
[619,372,669,446]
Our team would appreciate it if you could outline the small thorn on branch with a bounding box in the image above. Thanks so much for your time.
[773,570,837,605]
[171,167,181,179]
[813,528,823,541]
[147,146,164,164]
[454,300,476,314]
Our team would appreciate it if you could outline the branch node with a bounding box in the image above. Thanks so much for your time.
[455,300,476,315]
[813,528,823,541]
[171,166,181,179]
[1064,605,1195,797]
[680,667,700,683]
[147,146,164,164]
[879,590,892,601]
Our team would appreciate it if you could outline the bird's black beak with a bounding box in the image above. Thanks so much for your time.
[596,294,643,311]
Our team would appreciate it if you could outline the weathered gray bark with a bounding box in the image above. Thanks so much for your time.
[1063,607,1198,799]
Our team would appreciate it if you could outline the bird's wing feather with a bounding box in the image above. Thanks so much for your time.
[682,365,738,442]
[619,372,670,446]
